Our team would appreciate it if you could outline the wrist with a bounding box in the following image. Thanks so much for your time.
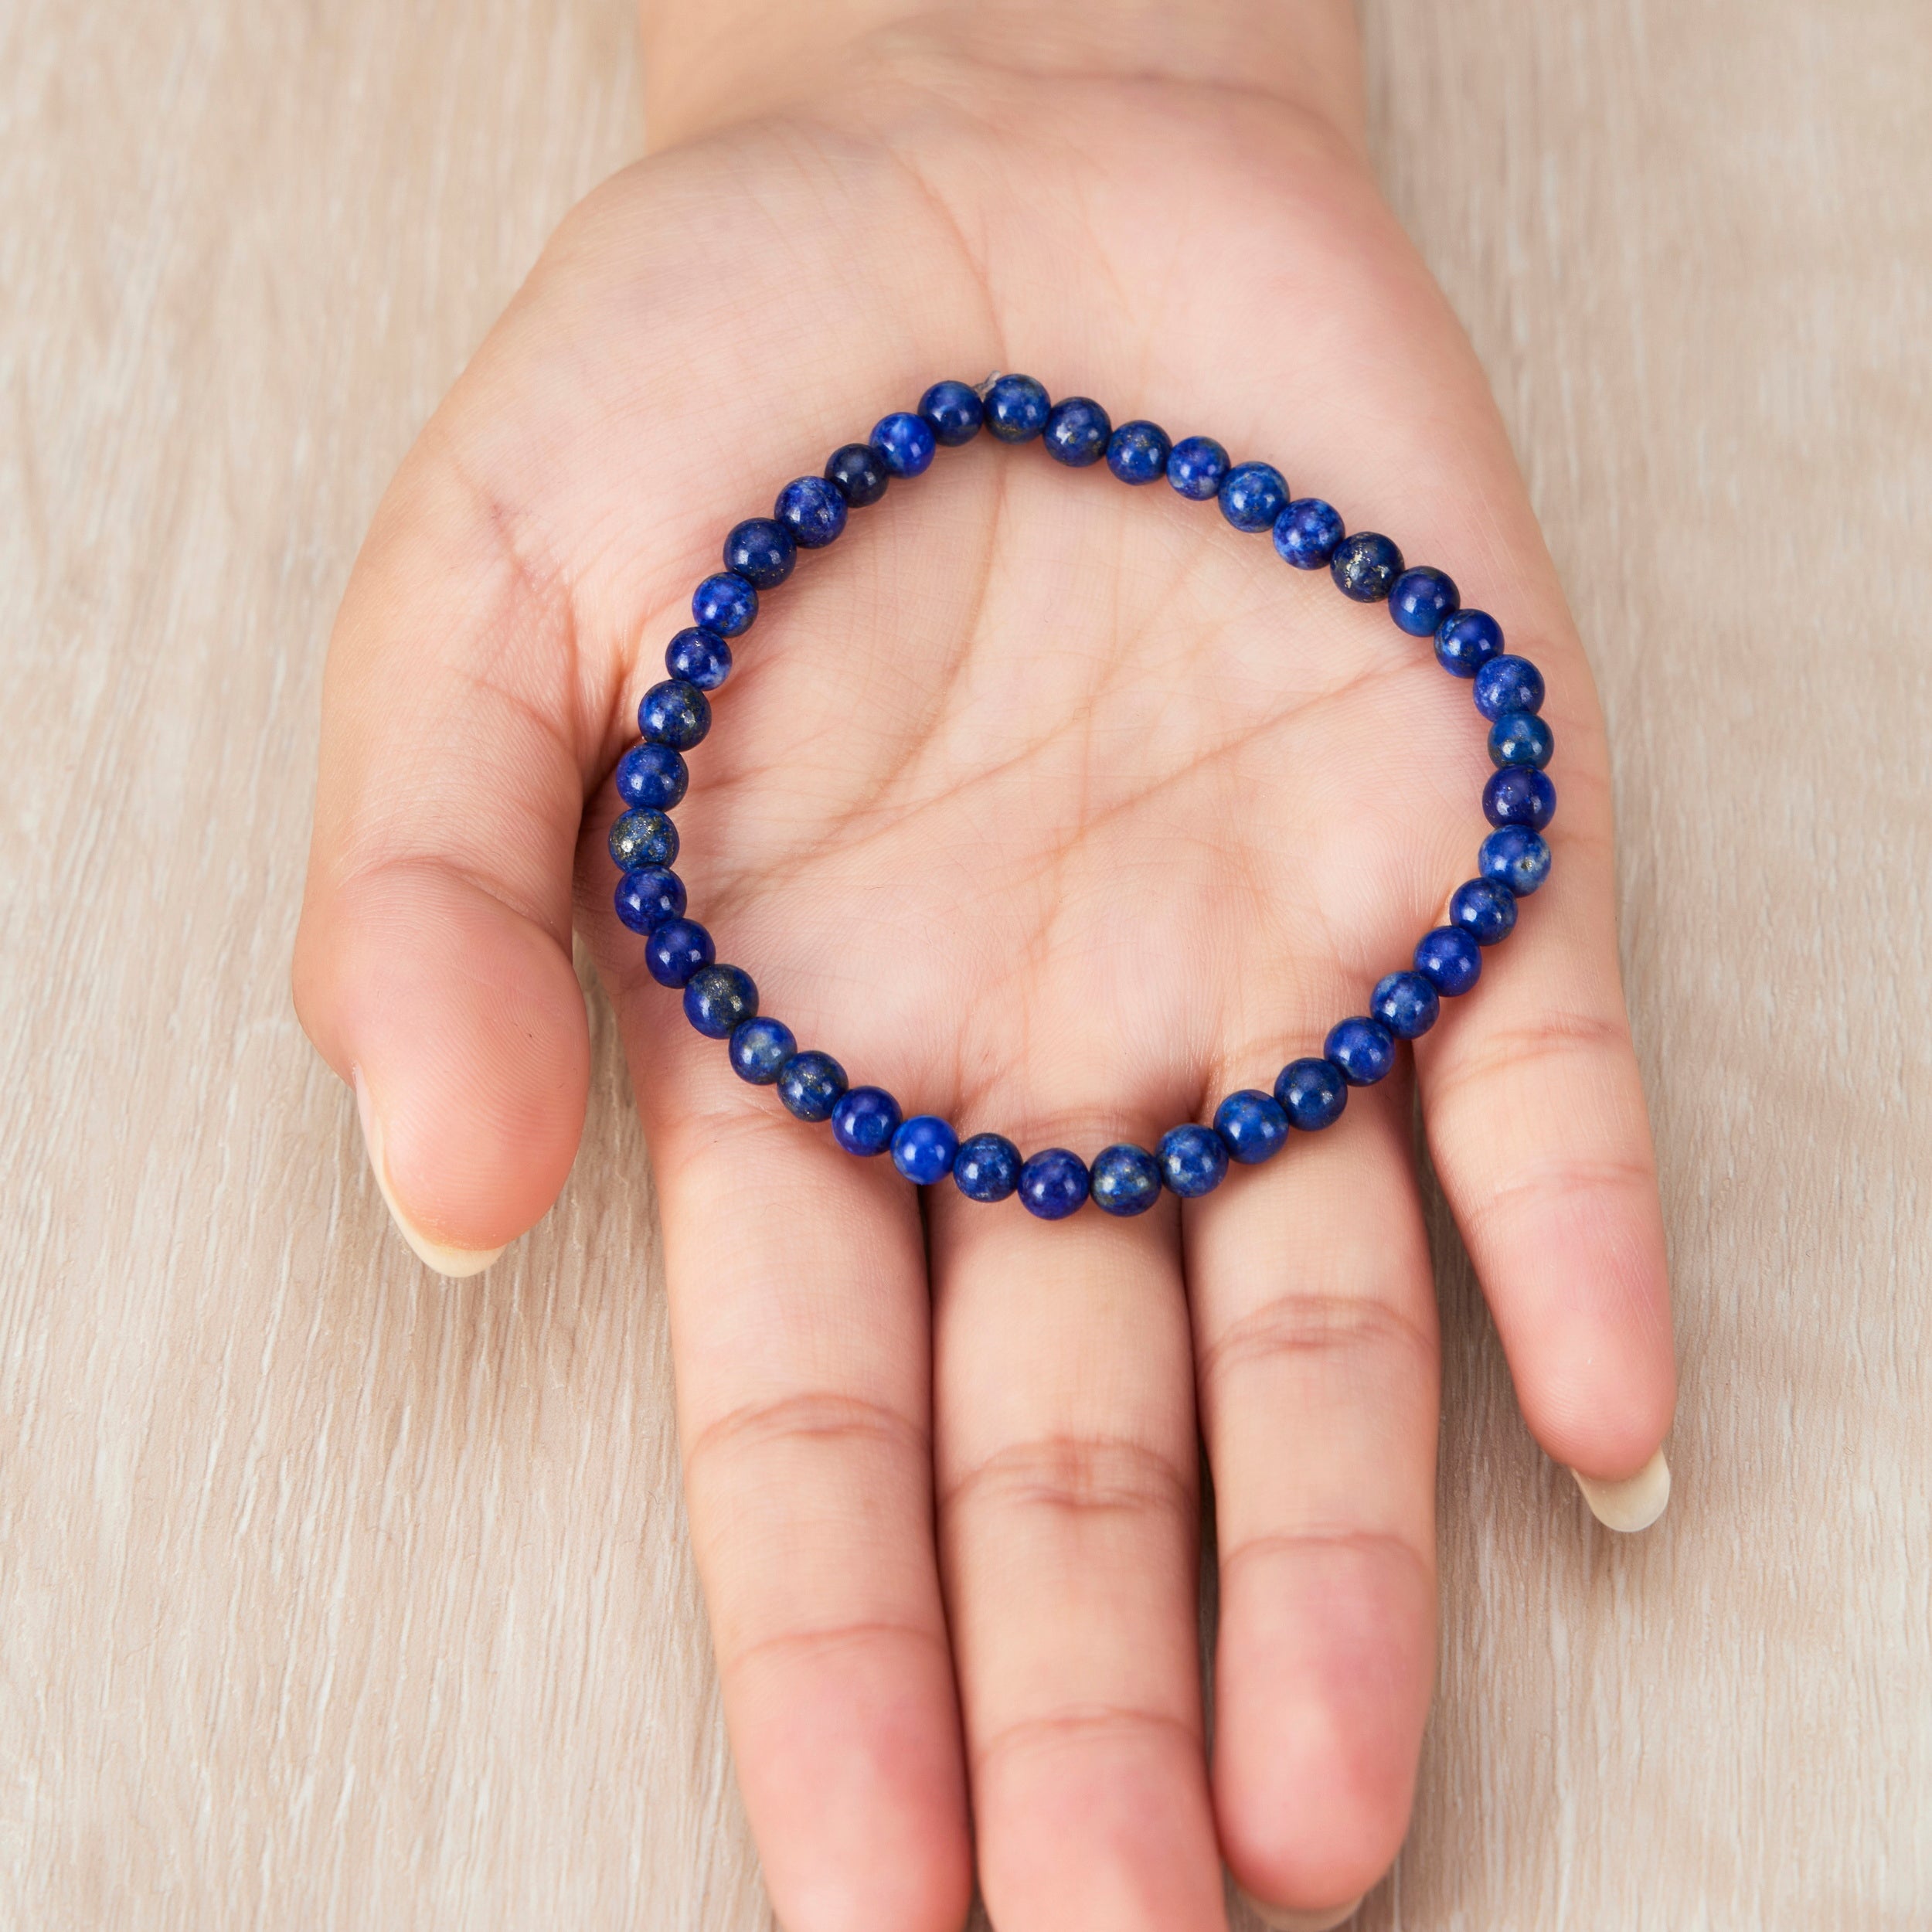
[638,0,1365,157]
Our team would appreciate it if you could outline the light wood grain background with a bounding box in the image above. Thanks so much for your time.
[2,1,1927,1926]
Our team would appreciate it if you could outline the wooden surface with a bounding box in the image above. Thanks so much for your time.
[3,1,1928,1925]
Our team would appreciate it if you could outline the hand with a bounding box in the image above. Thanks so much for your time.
[294,5,1676,1925]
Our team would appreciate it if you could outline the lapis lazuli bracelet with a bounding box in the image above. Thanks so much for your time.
[607,374,1554,1221]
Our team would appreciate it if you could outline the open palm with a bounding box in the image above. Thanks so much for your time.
[295,26,1675,1931]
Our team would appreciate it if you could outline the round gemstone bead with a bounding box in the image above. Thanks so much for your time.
[1474,654,1545,720]
[1325,1016,1396,1085]
[1489,711,1555,770]
[1274,1056,1347,1131]
[1449,876,1519,946]
[891,1115,960,1185]
[1273,497,1345,569]
[919,379,985,445]
[723,517,796,590]
[1485,766,1556,829]
[614,865,684,934]
[692,571,757,637]
[730,1015,797,1085]
[825,441,889,508]
[775,474,849,548]
[1413,925,1482,996]
[1043,396,1111,467]
[871,410,936,478]
[609,808,677,870]
[1480,825,1553,896]
[665,626,731,691]
[1435,608,1503,679]
[684,962,757,1038]
[777,1049,848,1123]
[832,1084,901,1157]
[1166,435,1230,501]
[615,740,688,811]
[1105,420,1171,485]
[954,1132,1022,1202]
[1213,1090,1290,1165]
[1019,1147,1089,1219]
[1219,461,1289,532]
[1090,1143,1163,1216]
[985,374,1050,443]
[1389,566,1459,637]
[645,916,713,988]
[1331,532,1404,602]
[637,679,711,750]
[1370,970,1440,1040]
[1158,1124,1229,1197]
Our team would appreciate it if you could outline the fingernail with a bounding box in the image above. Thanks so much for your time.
[1235,1887,1365,1931]
[1572,1447,1672,1532]
[353,1069,504,1279]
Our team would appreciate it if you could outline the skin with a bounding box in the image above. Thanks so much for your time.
[293,5,1677,1926]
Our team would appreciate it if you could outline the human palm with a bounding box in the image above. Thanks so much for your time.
[297,27,1674,1931]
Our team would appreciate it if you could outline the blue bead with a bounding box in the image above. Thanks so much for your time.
[637,679,711,750]
[1213,1090,1290,1165]
[615,740,688,811]
[1485,766,1556,830]
[1389,566,1459,637]
[665,626,732,691]
[1434,608,1503,679]
[1448,876,1519,946]
[777,1049,848,1123]
[1331,532,1404,601]
[614,865,684,934]
[1370,970,1440,1039]
[1158,1124,1229,1197]
[1166,435,1229,501]
[775,475,849,548]
[919,379,984,445]
[730,1015,797,1085]
[1474,654,1545,720]
[1089,1143,1163,1216]
[1325,1016,1396,1085]
[1273,497,1344,569]
[1105,420,1171,485]
[984,374,1050,443]
[871,411,936,478]
[825,442,889,508]
[723,517,796,590]
[954,1133,1022,1202]
[1043,396,1111,467]
[1479,825,1553,896]
[683,963,757,1039]
[891,1115,959,1185]
[692,572,757,637]
[1413,925,1483,996]
[1275,1056,1348,1130]
[1019,1147,1089,1219]
[644,916,713,988]
[1489,711,1555,770]
[1219,461,1289,532]
[609,808,677,869]
[832,1085,901,1156]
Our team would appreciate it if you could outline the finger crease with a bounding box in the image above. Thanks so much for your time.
[1197,1292,1435,1394]
[971,1702,1200,1781]
[1219,1525,1431,1585]
[686,1391,930,1480]
[940,1434,1192,1522]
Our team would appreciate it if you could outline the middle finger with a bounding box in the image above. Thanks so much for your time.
[931,1125,1225,1932]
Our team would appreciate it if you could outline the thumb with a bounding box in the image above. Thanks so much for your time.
[294,440,596,1275]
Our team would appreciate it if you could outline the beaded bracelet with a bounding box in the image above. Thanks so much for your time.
[607,374,1554,1221]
